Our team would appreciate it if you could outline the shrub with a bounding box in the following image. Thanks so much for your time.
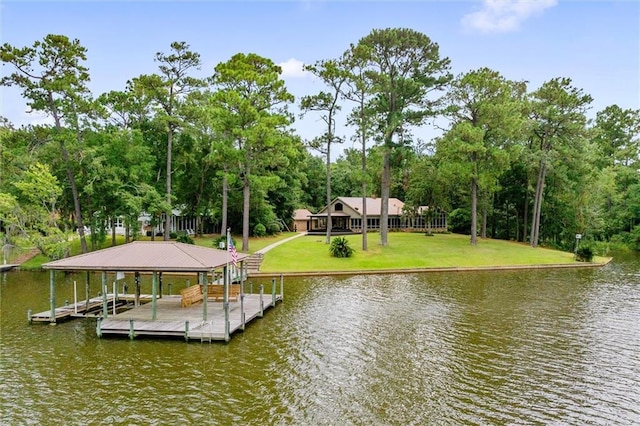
[329,236,355,258]
[254,223,267,237]
[575,245,594,262]
[169,232,178,239]
[448,208,471,234]
[176,234,194,244]
[267,221,281,235]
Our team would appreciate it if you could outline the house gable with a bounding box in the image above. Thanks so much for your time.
[318,197,405,219]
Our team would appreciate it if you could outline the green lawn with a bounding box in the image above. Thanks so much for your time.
[193,232,298,253]
[259,233,609,272]
[19,232,609,272]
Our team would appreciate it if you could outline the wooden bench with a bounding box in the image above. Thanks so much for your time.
[180,285,203,307]
[201,284,241,302]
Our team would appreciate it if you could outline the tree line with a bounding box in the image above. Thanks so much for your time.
[1,28,639,260]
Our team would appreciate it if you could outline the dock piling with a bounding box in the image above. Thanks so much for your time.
[259,284,264,317]
[224,302,230,342]
[101,272,108,319]
[74,280,78,314]
[272,278,276,307]
[49,270,55,324]
[27,309,32,324]
[129,319,135,340]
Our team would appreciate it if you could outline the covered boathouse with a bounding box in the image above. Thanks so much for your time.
[35,241,283,342]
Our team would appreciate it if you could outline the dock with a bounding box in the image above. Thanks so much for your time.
[35,240,282,342]
[29,286,282,342]
[98,293,281,341]
[0,264,18,272]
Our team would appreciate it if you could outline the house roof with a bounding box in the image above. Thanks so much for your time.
[42,241,248,272]
[293,208,313,220]
[308,212,350,217]
[331,197,405,216]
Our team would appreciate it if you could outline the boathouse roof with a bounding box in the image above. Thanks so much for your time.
[42,241,248,272]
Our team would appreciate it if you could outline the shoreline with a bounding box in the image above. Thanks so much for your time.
[248,257,613,278]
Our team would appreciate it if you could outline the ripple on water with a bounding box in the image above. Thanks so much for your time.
[2,263,640,424]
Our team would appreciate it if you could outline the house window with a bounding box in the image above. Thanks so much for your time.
[335,203,343,212]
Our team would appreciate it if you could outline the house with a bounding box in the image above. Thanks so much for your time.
[292,208,313,232]
[95,208,208,238]
[301,197,447,234]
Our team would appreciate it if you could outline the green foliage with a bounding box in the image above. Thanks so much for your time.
[3,31,640,256]
[329,236,355,258]
[169,232,178,239]
[631,225,640,251]
[267,221,281,234]
[33,227,70,260]
[354,27,452,245]
[253,223,267,237]
[448,208,471,234]
[212,235,226,250]
[575,245,594,262]
[176,234,194,244]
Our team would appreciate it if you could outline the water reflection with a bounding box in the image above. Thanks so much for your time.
[1,256,639,424]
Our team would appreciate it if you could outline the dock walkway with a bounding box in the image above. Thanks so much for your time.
[29,294,153,323]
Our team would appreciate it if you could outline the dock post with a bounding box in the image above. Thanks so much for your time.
[272,278,276,307]
[184,320,189,342]
[129,319,135,340]
[224,301,230,342]
[250,282,253,294]
[96,317,102,338]
[49,270,55,323]
[240,294,245,331]
[151,272,158,321]
[85,271,90,312]
[202,272,208,322]
[74,280,78,314]
[101,272,108,319]
[134,272,140,307]
[27,309,32,324]
[280,274,284,302]
[259,284,264,317]
[112,282,117,315]
[168,283,172,296]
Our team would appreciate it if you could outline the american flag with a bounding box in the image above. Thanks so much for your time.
[228,233,238,267]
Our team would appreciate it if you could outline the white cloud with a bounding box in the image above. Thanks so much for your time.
[461,0,558,34]
[278,58,309,78]
[20,109,54,127]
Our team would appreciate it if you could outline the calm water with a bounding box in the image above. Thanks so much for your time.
[1,254,639,425]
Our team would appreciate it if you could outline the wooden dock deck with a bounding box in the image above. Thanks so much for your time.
[0,264,18,272]
[99,293,281,342]
[29,294,155,323]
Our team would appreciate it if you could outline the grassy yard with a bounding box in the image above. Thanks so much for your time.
[192,232,298,253]
[19,231,609,272]
[259,233,608,273]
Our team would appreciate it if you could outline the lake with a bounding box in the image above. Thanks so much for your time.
[1,253,639,424]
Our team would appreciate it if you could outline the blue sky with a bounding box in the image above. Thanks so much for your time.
[1,0,639,158]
